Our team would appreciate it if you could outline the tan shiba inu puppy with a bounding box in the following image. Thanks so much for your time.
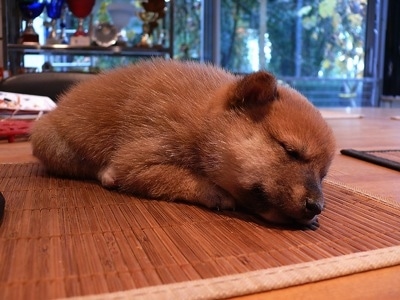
[30,59,335,227]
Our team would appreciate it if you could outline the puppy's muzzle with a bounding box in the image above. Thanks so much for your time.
[306,199,323,214]
[305,198,323,218]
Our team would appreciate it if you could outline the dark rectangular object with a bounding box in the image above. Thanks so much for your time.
[340,149,400,172]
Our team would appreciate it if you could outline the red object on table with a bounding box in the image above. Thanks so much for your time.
[0,120,33,143]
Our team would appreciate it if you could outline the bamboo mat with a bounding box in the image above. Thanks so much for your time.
[341,149,400,172]
[1,163,400,300]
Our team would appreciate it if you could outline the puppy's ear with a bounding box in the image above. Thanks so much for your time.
[227,71,278,120]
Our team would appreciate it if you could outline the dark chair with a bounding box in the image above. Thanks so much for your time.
[0,72,96,102]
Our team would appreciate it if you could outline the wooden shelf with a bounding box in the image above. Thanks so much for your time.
[3,0,174,73]
[7,44,171,57]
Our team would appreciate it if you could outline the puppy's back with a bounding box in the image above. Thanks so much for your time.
[31,59,237,167]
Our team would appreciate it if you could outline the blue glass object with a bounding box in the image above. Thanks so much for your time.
[46,0,66,19]
[18,0,46,20]
[18,0,46,44]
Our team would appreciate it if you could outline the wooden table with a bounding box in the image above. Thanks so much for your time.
[1,108,400,299]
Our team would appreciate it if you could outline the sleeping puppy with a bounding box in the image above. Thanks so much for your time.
[30,59,335,227]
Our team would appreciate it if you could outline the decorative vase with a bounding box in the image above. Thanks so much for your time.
[137,11,159,47]
[18,0,46,45]
[107,2,137,46]
[66,0,96,46]
[45,0,66,44]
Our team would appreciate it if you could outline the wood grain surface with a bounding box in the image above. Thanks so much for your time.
[1,107,399,299]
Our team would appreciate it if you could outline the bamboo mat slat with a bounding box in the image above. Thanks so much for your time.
[0,163,400,300]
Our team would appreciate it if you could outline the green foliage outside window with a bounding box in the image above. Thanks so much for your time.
[220,0,367,79]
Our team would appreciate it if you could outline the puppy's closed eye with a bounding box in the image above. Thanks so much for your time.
[279,142,302,160]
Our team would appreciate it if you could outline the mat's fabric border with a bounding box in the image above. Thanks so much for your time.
[340,149,400,172]
[325,179,400,208]
[63,246,400,300]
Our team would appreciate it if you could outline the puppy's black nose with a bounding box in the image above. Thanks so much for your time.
[305,199,322,215]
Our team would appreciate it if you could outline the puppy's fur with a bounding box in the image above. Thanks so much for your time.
[30,59,335,226]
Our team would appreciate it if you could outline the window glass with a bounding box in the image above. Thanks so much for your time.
[221,0,367,77]
[174,0,202,60]
[18,0,379,107]
[220,0,370,107]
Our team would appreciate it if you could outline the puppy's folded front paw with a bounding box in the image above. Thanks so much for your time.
[203,187,236,211]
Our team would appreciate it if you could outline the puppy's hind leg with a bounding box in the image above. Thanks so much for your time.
[111,141,236,210]
[30,122,98,180]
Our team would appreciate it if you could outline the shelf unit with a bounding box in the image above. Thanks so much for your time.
[7,44,172,56]
[2,0,174,74]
